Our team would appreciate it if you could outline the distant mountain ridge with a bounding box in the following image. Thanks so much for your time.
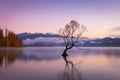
[17,32,59,40]
[17,32,120,47]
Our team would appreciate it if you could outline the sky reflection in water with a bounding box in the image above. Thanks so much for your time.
[0,47,120,80]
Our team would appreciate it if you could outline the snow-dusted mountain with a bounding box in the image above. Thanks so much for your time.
[17,32,59,40]
[17,33,120,47]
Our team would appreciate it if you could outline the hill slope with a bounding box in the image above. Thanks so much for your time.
[17,33,120,47]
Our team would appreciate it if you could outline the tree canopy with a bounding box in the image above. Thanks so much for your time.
[58,20,86,56]
[0,28,23,47]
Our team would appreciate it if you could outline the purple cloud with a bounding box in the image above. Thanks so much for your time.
[110,27,120,31]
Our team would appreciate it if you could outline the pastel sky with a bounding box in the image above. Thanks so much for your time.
[0,0,120,38]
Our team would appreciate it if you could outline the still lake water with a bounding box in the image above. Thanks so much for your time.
[0,47,120,80]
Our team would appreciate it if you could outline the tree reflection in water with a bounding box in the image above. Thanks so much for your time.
[57,53,82,80]
[0,49,22,68]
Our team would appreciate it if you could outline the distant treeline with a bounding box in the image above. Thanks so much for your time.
[0,28,23,47]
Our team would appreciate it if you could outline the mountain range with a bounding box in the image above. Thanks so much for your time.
[17,32,120,47]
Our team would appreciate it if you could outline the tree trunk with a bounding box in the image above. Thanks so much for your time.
[62,45,74,56]
[62,48,68,56]
[62,44,74,56]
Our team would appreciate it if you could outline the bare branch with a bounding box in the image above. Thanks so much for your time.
[58,20,86,51]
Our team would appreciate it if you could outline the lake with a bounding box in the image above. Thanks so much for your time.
[0,47,120,80]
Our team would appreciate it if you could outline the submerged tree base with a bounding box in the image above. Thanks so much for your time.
[62,49,69,56]
[62,52,68,56]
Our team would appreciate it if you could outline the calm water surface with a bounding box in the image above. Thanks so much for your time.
[0,47,120,80]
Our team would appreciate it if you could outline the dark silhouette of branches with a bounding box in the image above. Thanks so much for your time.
[58,20,86,56]
[0,28,4,47]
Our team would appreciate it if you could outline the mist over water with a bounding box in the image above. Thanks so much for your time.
[0,47,120,80]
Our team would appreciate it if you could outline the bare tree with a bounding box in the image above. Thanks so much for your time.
[58,20,86,56]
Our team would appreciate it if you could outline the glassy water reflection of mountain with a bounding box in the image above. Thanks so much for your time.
[0,47,120,80]
[0,47,120,66]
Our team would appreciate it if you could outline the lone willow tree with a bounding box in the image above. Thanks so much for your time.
[58,20,86,56]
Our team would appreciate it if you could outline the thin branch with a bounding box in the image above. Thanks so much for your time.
[58,20,86,50]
